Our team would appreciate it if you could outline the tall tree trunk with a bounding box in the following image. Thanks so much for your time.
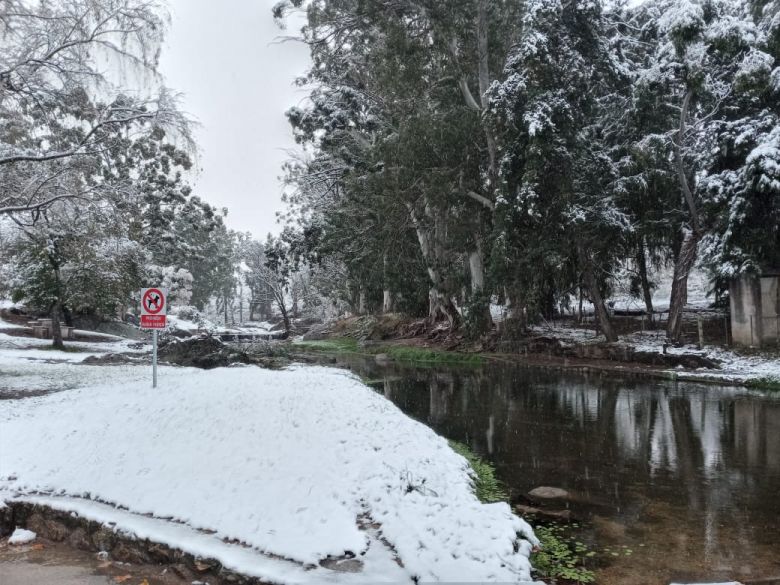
[276,292,291,338]
[578,242,618,342]
[666,228,699,343]
[406,201,461,329]
[636,236,654,322]
[382,290,394,314]
[468,237,492,333]
[382,253,394,313]
[47,253,65,350]
[51,297,64,350]
[358,288,367,315]
[667,88,700,344]
[476,0,498,187]
[292,285,300,318]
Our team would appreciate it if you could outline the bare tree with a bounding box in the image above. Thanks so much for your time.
[0,0,191,217]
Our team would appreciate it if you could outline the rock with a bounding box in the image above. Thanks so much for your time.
[320,557,364,573]
[158,337,252,369]
[302,323,330,341]
[27,513,68,541]
[0,504,14,537]
[82,353,136,365]
[170,564,194,580]
[148,542,177,563]
[192,557,221,573]
[67,527,93,550]
[112,541,150,564]
[528,486,571,501]
[91,526,117,551]
[514,504,572,522]
[374,353,391,364]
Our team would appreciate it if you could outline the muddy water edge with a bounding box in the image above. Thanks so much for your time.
[327,355,780,585]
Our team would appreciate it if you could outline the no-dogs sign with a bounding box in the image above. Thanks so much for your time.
[140,288,167,329]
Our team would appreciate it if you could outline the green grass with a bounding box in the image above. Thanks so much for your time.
[745,376,780,391]
[384,346,484,364]
[290,338,485,365]
[291,338,360,353]
[448,441,507,503]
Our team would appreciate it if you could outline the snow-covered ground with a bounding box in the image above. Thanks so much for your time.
[491,267,716,322]
[0,336,539,584]
[530,324,780,384]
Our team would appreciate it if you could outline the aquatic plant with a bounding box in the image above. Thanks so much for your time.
[448,441,507,503]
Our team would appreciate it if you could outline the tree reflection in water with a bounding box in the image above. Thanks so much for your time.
[337,356,780,585]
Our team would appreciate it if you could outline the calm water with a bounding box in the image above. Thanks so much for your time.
[334,356,780,585]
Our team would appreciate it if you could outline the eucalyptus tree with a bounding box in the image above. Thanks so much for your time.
[628,0,772,342]
[698,0,780,284]
[275,0,524,332]
[488,0,630,341]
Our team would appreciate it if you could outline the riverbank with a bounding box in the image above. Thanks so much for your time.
[293,316,780,391]
[0,338,540,584]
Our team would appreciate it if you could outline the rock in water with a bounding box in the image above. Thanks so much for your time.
[528,486,570,500]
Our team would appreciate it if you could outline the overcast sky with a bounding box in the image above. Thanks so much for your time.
[159,1,310,239]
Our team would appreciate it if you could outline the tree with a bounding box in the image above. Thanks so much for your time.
[0,0,189,217]
[487,0,629,341]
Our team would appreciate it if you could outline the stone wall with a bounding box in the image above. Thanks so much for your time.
[730,274,780,347]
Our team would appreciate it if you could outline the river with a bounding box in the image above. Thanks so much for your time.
[332,355,780,585]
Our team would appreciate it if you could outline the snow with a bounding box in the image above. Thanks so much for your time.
[0,359,539,583]
[529,324,780,384]
[16,495,405,584]
[657,0,703,36]
[7,527,37,545]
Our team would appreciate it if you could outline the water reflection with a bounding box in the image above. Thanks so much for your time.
[338,358,780,584]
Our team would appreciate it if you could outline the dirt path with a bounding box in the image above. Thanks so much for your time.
[0,539,185,585]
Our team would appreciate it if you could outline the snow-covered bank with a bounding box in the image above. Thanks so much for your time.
[0,362,539,583]
[529,325,780,385]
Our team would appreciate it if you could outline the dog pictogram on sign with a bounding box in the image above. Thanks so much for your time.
[142,288,166,315]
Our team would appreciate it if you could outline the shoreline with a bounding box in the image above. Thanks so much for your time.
[289,334,780,391]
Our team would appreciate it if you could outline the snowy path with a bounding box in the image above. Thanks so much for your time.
[0,349,539,583]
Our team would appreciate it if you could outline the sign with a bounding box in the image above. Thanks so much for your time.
[140,287,167,389]
[140,288,167,329]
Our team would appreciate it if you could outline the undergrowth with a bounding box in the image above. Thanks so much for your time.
[291,337,484,364]
[745,377,780,392]
[448,441,506,503]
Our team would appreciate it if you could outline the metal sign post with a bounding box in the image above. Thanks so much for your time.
[152,329,158,388]
[140,287,167,388]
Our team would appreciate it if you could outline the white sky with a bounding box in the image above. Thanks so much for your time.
[159,1,310,238]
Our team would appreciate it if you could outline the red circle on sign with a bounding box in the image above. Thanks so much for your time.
[142,288,165,315]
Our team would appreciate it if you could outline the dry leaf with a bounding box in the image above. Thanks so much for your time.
[113,576,132,583]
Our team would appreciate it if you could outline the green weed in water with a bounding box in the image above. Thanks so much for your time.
[448,441,507,503]
[385,346,484,364]
[532,524,596,584]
